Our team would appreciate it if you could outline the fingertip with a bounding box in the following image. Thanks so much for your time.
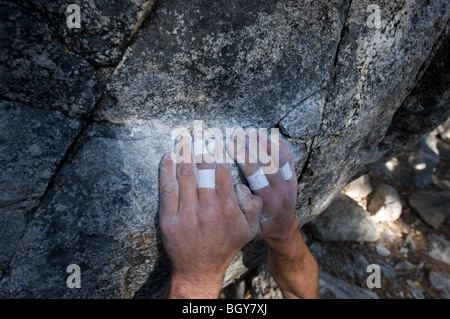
[235,183,251,195]
[160,152,176,172]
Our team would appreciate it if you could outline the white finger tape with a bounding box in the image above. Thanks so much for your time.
[279,162,293,181]
[247,168,269,191]
[196,169,216,189]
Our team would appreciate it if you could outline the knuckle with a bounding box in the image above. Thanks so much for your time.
[223,200,238,215]
[161,181,177,194]
[179,164,196,177]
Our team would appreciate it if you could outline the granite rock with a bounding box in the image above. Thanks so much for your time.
[408,190,449,228]
[342,175,373,202]
[1,0,449,298]
[0,101,82,273]
[319,271,379,299]
[0,0,105,117]
[309,194,380,242]
[367,184,402,223]
[428,234,450,265]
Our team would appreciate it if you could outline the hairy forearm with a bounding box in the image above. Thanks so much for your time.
[264,219,319,299]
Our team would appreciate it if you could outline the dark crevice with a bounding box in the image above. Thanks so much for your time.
[331,0,353,69]
[297,135,316,184]
[108,0,160,70]
[274,87,325,135]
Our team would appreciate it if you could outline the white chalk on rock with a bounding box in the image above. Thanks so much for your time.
[193,140,208,157]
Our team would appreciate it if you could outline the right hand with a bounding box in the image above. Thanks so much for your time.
[227,130,299,242]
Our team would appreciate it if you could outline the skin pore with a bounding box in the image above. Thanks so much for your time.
[159,129,319,299]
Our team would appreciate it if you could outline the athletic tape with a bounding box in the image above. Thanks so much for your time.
[246,168,269,191]
[196,169,216,189]
[279,162,293,181]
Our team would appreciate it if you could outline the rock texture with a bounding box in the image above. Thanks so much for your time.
[408,190,449,229]
[367,184,402,223]
[319,271,379,299]
[1,0,449,298]
[309,194,380,242]
[375,133,440,189]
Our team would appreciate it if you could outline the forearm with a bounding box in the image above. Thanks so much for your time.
[264,219,319,299]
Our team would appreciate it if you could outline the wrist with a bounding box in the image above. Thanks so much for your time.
[167,270,224,299]
[263,218,305,260]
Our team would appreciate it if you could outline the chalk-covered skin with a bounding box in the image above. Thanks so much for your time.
[228,130,319,299]
[159,132,262,299]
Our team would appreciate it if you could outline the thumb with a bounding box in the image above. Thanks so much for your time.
[235,184,262,236]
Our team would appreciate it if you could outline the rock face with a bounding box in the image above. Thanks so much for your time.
[1,0,449,298]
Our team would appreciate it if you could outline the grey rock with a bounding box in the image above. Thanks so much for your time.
[2,0,450,298]
[428,234,450,265]
[342,175,373,202]
[428,271,450,299]
[0,101,82,271]
[348,251,371,286]
[375,244,391,257]
[436,138,450,161]
[405,234,417,251]
[368,184,402,223]
[319,271,379,299]
[308,241,323,259]
[408,191,449,229]
[394,261,416,271]
[0,277,8,298]
[279,91,325,140]
[406,279,425,299]
[373,20,450,168]
[94,0,347,127]
[380,262,395,279]
[375,133,440,189]
[19,0,156,66]
[231,280,246,299]
[0,0,105,117]
[309,194,380,242]
[250,262,282,299]
[350,251,369,271]
[296,0,449,224]
[438,118,450,144]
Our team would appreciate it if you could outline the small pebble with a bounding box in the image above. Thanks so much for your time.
[376,243,391,257]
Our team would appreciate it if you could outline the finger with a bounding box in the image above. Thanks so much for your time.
[176,136,198,211]
[228,130,261,177]
[263,132,293,170]
[258,130,295,186]
[227,131,271,195]
[159,153,179,220]
[235,184,263,236]
[192,129,217,205]
[246,129,286,186]
[208,138,234,200]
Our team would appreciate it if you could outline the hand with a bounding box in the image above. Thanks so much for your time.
[159,132,262,299]
[228,129,319,299]
[227,129,298,242]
